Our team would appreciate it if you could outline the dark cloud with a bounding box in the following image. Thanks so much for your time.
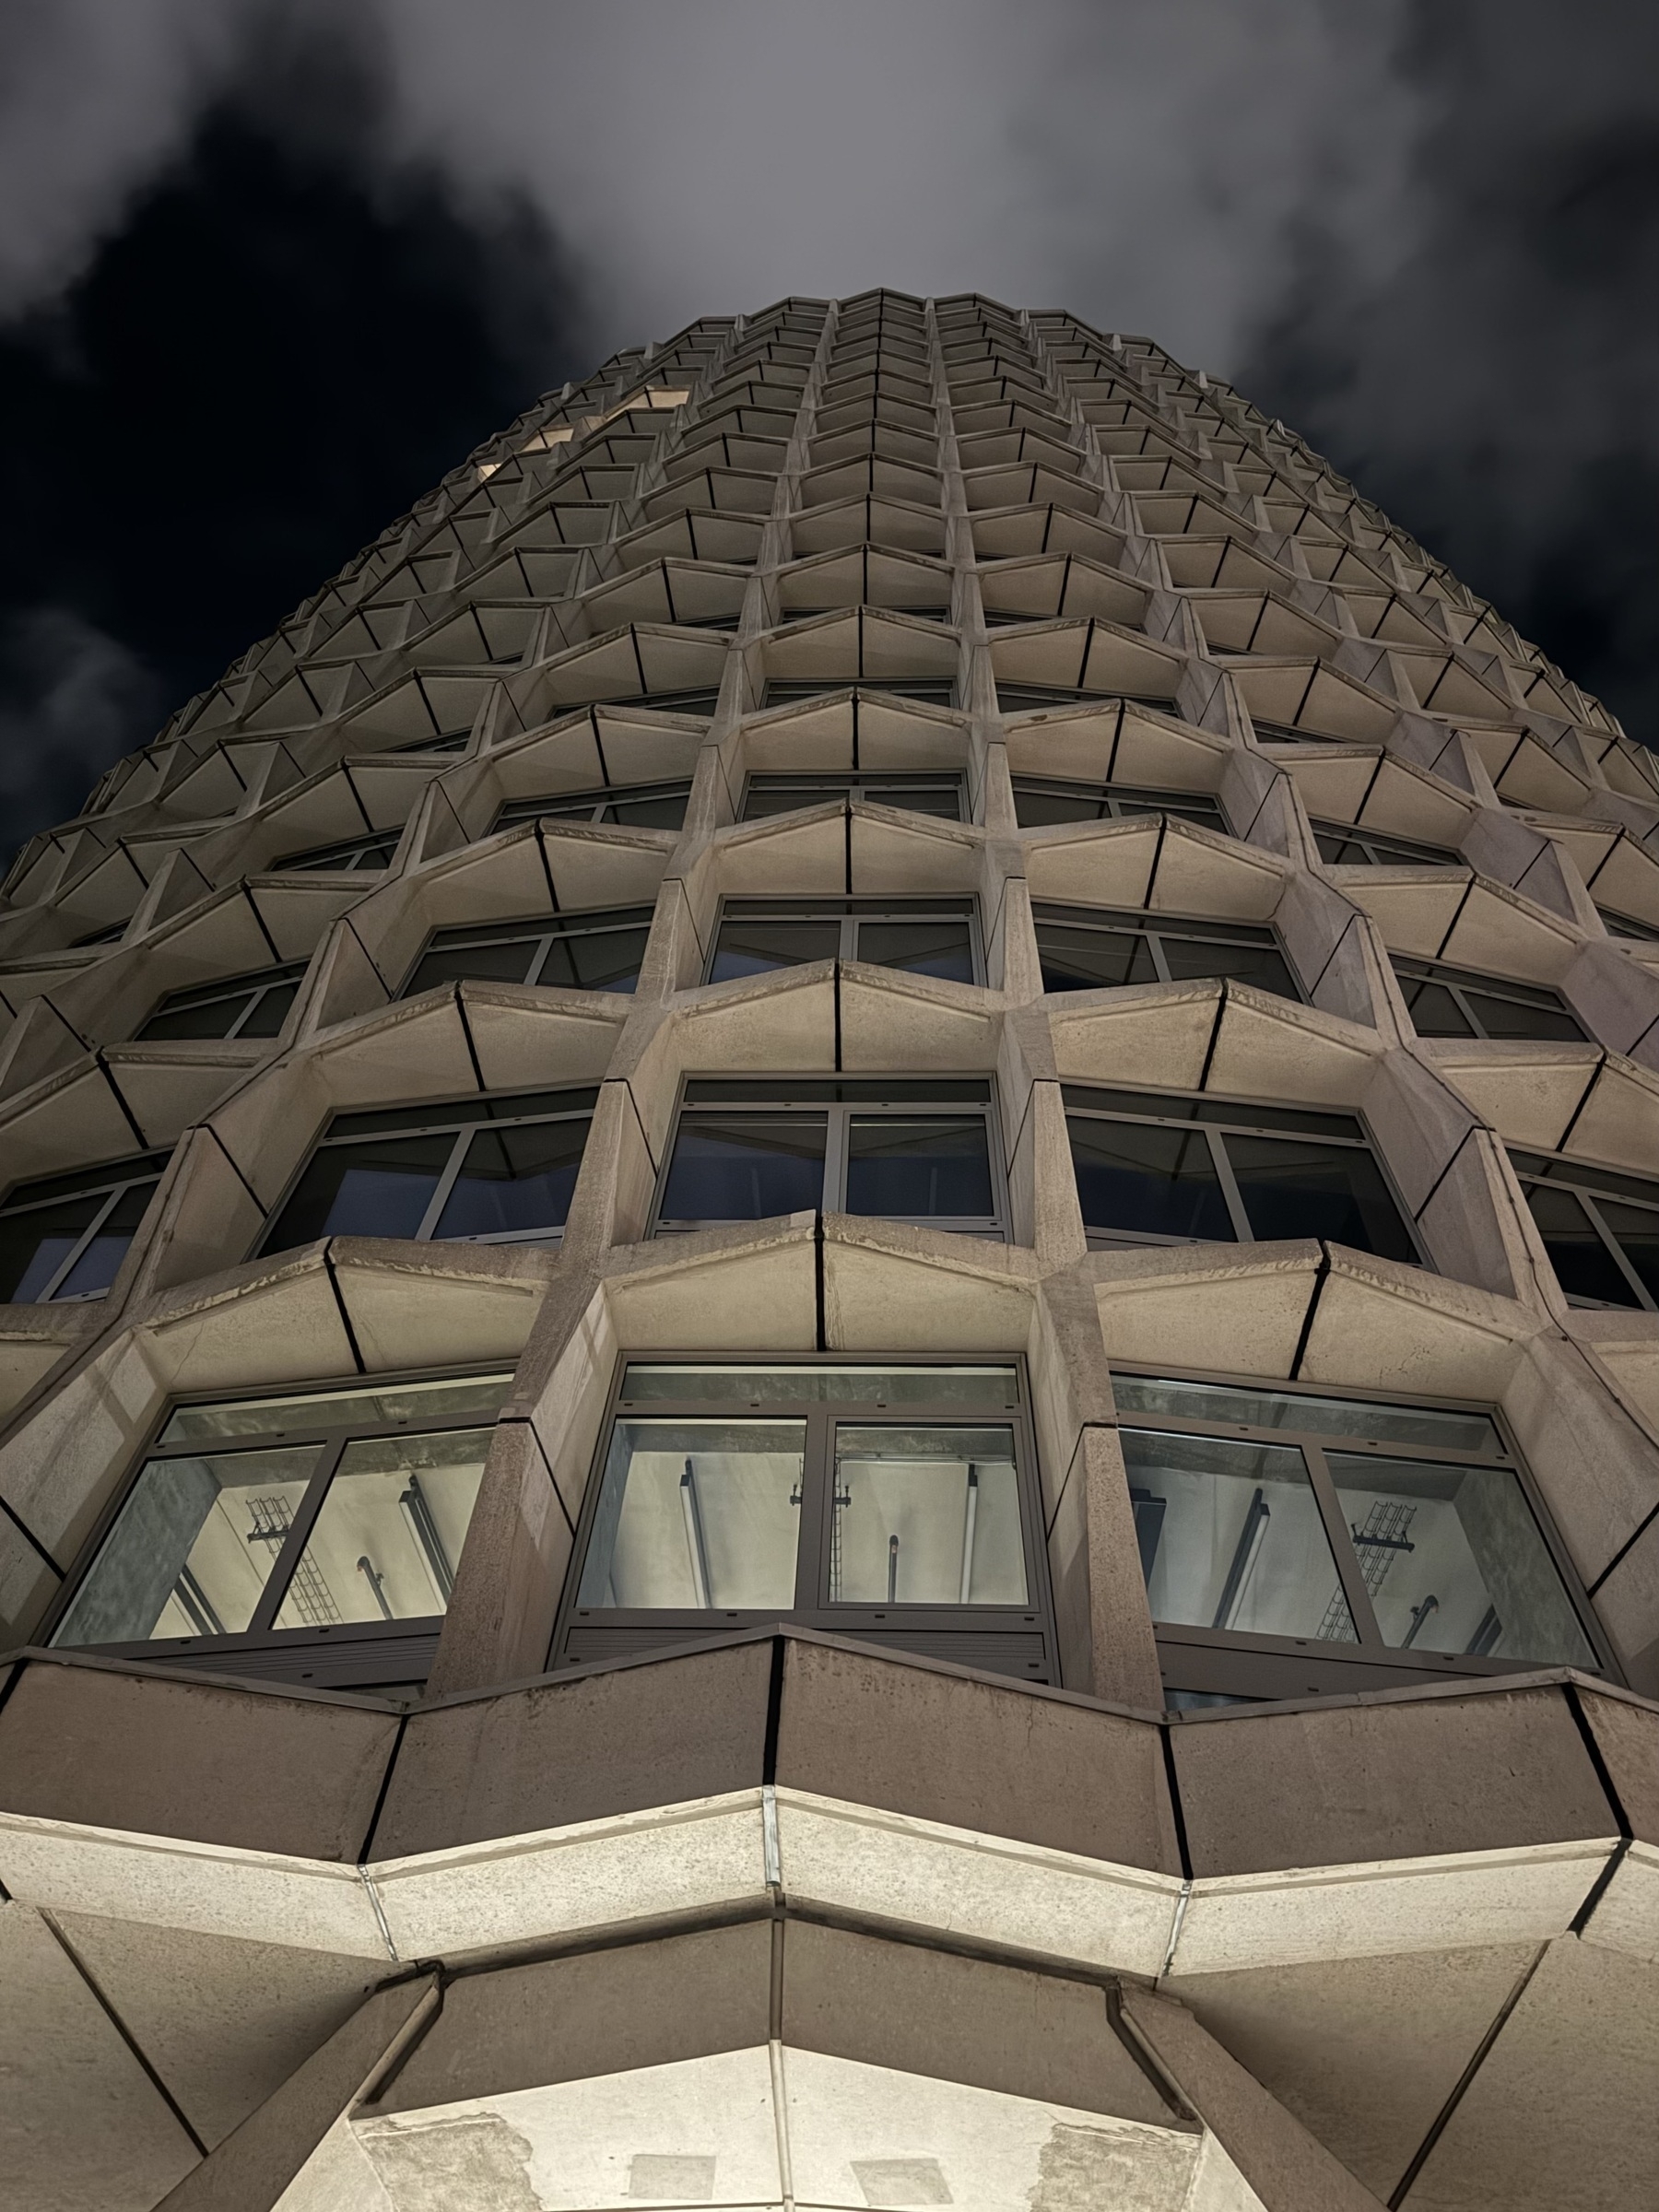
[0,7,585,848]
[1235,0,1659,743]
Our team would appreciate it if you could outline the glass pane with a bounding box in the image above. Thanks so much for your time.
[844,1117,994,1219]
[1160,937,1299,998]
[606,788,688,829]
[711,921,841,982]
[274,1427,491,1628]
[1035,923,1160,991]
[831,1426,1026,1604]
[620,1365,1018,1407]
[53,1443,323,1645]
[160,1372,512,1444]
[1525,1186,1641,1307]
[1327,1453,1594,1666]
[432,1120,587,1240]
[1109,1374,1502,1455]
[1314,829,1364,865]
[1013,783,1104,826]
[238,981,300,1037]
[1594,1197,1659,1305]
[140,992,248,1041]
[1398,975,1476,1037]
[0,1194,106,1301]
[854,921,974,982]
[658,1115,828,1222]
[741,782,837,819]
[51,1181,153,1300]
[1226,1133,1415,1260]
[1067,1116,1235,1241]
[577,1418,806,1607]
[1121,1428,1358,1641]
[1464,987,1583,1042]
[874,782,962,819]
[539,927,649,994]
[265,1134,455,1249]
[407,939,538,993]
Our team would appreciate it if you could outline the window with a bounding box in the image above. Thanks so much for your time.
[261,1088,594,1255]
[277,830,401,872]
[403,909,653,997]
[762,678,956,708]
[1012,776,1227,831]
[1065,1087,1417,1262]
[1599,907,1659,942]
[1392,955,1584,1041]
[653,1077,1004,1238]
[997,684,1177,714]
[709,898,977,984]
[1112,1371,1603,1701]
[137,962,308,1041]
[1312,820,1463,867]
[1511,1148,1659,1310]
[740,772,965,821]
[50,1370,512,1688]
[559,1359,1052,1680]
[495,780,692,831]
[0,1153,169,1303]
[1033,903,1299,999]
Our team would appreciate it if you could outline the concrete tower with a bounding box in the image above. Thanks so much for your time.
[1,292,1655,2209]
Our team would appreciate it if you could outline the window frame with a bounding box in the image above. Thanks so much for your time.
[705,895,982,986]
[1510,1145,1659,1312]
[276,829,402,873]
[255,1086,598,1258]
[553,1351,1055,1680]
[0,1152,171,1304]
[137,961,310,1041]
[494,779,694,831]
[41,1362,514,1688]
[1311,818,1464,868]
[650,1073,1009,1240]
[1390,953,1586,1041]
[738,771,968,822]
[1113,1360,1616,1702]
[400,907,657,998]
[1031,900,1303,1001]
[1011,774,1230,833]
[1063,1082,1423,1263]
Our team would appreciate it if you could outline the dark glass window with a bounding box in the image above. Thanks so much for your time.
[762,677,956,708]
[740,772,965,821]
[276,830,401,872]
[654,1077,1003,1237]
[1033,903,1299,999]
[51,1371,512,1689]
[261,1089,595,1255]
[496,781,692,831]
[1312,820,1463,867]
[138,962,308,1041]
[997,684,1177,713]
[709,898,977,985]
[559,1359,1052,1681]
[1392,956,1585,1041]
[0,1153,169,1304]
[1012,775,1226,831]
[1112,1371,1602,1701]
[403,908,654,997]
[1599,907,1659,942]
[1511,1148,1659,1310]
[1064,1086,1417,1262]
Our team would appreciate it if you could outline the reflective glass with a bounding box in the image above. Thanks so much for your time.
[1121,1428,1358,1641]
[1524,1185,1639,1307]
[855,921,974,982]
[1159,936,1299,996]
[53,1181,157,1300]
[160,1372,512,1443]
[1595,1198,1659,1303]
[1398,976,1475,1037]
[1463,987,1583,1042]
[1227,1133,1415,1259]
[538,926,648,994]
[239,980,300,1037]
[140,992,251,1041]
[406,938,539,992]
[577,1418,806,1607]
[53,1443,323,1644]
[1067,1117,1235,1241]
[1036,923,1160,990]
[1109,1374,1501,1455]
[831,1426,1027,1603]
[659,1115,828,1222]
[711,921,841,982]
[0,1194,107,1301]
[432,1120,587,1240]
[605,789,689,830]
[619,1365,1018,1407]
[265,1133,454,1249]
[1327,1453,1594,1666]
[274,1427,491,1628]
[844,1117,994,1218]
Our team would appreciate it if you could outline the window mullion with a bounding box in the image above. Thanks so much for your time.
[796,1408,830,1610]
[38,1184,123,1302]
[1580,1193,1658,1312]
[825,1106,849,1211]
[1303,1442,1384,1647]
[1208,1131,1253,1242]
[415,1131,472,1241]
[1148,932,1173,985]
[525,932,559,986]
[225,991,256,1040]
[1451,983,1486,1040]
[246,1436,347,1635]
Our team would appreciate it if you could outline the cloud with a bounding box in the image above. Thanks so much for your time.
[0,606,160,835]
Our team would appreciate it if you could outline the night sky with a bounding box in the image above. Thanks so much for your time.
[0,0,1654,852]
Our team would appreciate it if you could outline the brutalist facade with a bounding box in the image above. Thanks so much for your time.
[0,291,1655,2209]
